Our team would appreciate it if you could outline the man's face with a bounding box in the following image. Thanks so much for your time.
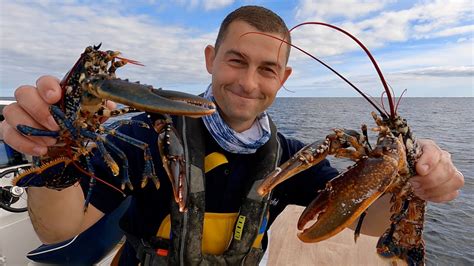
[204,20,292,132]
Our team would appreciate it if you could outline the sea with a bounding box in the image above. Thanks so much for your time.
[1,97,472,265]
[267,97,473,265]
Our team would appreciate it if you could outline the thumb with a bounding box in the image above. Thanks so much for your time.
[415,139,441,176]
[36,75,62,105]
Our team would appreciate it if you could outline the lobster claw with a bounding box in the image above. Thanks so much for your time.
[257,139,330,197]
[153,114,188,212]
[258,127,404,244]
[296,155,396,243]
[257,129,365,197]
[88,79,215,117]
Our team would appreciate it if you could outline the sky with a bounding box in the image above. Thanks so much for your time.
[0,0,472,97]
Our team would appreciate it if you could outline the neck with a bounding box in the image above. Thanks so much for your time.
[222,115,255,133]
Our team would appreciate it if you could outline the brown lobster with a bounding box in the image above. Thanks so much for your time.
[12,44,215,209]
[255,23,426,265]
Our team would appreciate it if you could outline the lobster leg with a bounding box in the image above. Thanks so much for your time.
[83,155,97,210]
[353,211,367,242]
[80,130,120,178]
[102,123,159,190]
[47,107,128,188]
[16,126,60,137]
[16,105,72,138]
[98,136,133,191]
[377,189,426,265]
[154,116,187,212]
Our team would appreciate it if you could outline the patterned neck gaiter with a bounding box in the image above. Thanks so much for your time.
[201,85,271,154]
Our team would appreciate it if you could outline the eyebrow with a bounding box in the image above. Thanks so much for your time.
[225,49,283,71]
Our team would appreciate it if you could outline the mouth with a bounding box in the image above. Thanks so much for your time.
[227,88,261,100]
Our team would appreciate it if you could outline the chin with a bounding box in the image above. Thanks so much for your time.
[228,111,253,122]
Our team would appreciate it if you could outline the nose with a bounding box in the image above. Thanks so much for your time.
[238,68,258,94]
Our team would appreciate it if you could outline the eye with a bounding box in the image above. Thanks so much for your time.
[261,66,277,76]
[229,58,245,65]
[264,67,276,74]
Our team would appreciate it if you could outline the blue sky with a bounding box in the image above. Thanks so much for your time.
[0,0,472,97]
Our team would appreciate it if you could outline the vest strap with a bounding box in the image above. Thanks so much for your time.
[124,231,170,265]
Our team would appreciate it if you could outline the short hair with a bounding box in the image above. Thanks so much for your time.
[215,5,291,62]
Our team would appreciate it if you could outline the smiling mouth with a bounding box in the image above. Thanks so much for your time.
[228,89,260,100]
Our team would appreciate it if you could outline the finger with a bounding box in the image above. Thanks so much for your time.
[414,177,457,200]
[3,103,57,147]
[415,139,442,175]
[411,150,454,191]
[1,121,48,156]
[415,168,465,198]
[99,100,118,123]
[105,100,117,110]
[36,75,62,104]
[423,190,460,203]
[14,85,59,131]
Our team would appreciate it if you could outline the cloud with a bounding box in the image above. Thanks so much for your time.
[0,0,472,97]
[280,38,473,97]
[0,1,217,95]
[173,0,234,11]
[295,0,390,21]
[203,0,235,11]
[432,25,474,38]
[292,0,473,57]
[396,66,474,77]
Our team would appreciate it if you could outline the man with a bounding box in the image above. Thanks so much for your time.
[0,5,464,265]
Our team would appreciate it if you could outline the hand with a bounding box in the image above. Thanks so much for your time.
[0,75,116,156]
[1,76,61,156]
[409,139,464,203]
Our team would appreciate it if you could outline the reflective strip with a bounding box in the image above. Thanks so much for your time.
[234,215,246,241]
[204,152,228,173]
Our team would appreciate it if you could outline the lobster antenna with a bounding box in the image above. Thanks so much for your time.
[388,84,398,114]
[72,160,126,196]
[364,91,386,115]
[276,36,295,93]
[239,32,387,117]
[116,56,145,66]
[281,84,295,93]
[290,22,396,117]
[380,91,389,115]
[395,89,408,114]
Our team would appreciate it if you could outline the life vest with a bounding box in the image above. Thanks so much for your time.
[126,115,281,265]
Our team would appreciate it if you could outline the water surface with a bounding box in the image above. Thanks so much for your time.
[268,97,473,265]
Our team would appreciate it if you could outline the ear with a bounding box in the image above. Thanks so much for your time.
[280,66,292,85]
[204,45,215,74]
